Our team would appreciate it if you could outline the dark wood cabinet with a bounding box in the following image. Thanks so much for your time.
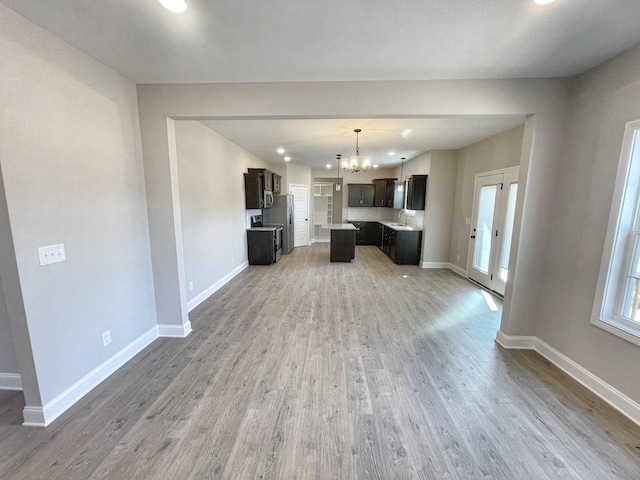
[406,175,428,210]
[247,168,274,192]
[393,181,405,209]
[244,172,265,209]
[330,229,356,262]
[380,225,422,265]
[373,178,397,207]
[348,184,375,207]
[350,221,381,245]
[273,173,282,194]
[247,229,276,265]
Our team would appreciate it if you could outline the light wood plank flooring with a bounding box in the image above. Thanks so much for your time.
[1,244,640,479]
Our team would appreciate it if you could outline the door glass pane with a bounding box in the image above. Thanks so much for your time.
[473,185,497,273]
[499,183,518,282]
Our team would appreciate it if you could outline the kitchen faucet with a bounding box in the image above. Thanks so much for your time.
[397,209,408,225]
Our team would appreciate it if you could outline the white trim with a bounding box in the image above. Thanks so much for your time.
[420,262,467,278]
[495,331,640,427]
[0,373,22,391]
[421,261,450,269]
[447,263,467,278]
[591,119,640,345]
[494,331,536,349]
[23,326,159,427]
[187,261,249,312]
[22,407,46,427]
[157,321,192,338]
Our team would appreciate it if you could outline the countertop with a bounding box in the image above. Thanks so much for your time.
[322,223,357,231]
[348,220,422,232]
[247,226,279,232]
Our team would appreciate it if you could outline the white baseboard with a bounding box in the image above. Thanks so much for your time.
[494,330,536,349]
[495,331,640,427]
[420,261,467,279]
[0,373,22,391]
[187,261,249,312]
[22,326,159,427]
[447,263,467,278]
[421,261,450,269]
[158,321,192,338]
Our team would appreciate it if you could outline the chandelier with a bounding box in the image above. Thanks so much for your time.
[342,129,371,173]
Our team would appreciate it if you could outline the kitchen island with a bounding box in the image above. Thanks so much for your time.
[324,223,357,262]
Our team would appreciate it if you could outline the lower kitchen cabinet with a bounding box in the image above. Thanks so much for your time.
[247,229,276,265]
[380,226,422,265]
[350,221,381,245]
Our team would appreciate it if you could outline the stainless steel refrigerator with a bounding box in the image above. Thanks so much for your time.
[263,194,294,254]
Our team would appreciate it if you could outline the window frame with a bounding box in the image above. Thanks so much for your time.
[592,120,640,346]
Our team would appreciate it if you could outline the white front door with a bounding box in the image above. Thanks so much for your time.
[468,167,519,295]
[290,184,309,247]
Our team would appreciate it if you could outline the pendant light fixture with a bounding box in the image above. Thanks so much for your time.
[342,129,371,173]
[336,154,342,192]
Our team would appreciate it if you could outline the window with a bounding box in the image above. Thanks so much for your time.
[593,120,640,345]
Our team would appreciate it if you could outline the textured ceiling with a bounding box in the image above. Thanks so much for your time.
[201,117,526,169]
[2,0,640,83]
[5,0,638,166]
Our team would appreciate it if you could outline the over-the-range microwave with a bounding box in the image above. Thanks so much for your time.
[263,190,274,208]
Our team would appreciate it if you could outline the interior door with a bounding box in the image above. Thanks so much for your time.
[467,168,519,295]
[290,184,309,247]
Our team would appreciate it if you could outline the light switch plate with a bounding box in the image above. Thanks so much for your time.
[38,244,66,266]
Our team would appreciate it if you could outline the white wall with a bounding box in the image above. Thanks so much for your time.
[450,125,525,271]
[0,4,156,415]
[423,151,458,264]
[0,276,18,376]
[537,44,640,402]
[176,121,267,306]
[0,166,19,378]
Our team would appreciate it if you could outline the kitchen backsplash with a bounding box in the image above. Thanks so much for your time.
[346,208,395,221]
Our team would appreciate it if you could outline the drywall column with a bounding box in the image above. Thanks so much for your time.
[138,115,191,336]
[0,165,41,407]
[0,277,20,387]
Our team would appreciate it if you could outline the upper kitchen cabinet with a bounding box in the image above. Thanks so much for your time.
[348,184,375,207]
[373,178,397,207]
[273,173,282,194]
[406,175,428,210]
[247,168,274,192]
[244,172,265,209]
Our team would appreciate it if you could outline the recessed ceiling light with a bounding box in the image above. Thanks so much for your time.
[159,0,187,13]
[284,156,291,162]
[277,148,285,154]
[388,151,395,156]
[373,164,379,169]
[326,164,332,169]
[534,0,555,4]
[402,129,413,138]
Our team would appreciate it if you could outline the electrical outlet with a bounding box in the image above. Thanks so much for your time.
[465,218,471,225]
[231,255,235,265]
[457,254,460,261]
[189,281,194,291]
[38,244,66,266]
[102,330,111,347]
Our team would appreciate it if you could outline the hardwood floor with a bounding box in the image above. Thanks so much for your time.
[1,243,640,479]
